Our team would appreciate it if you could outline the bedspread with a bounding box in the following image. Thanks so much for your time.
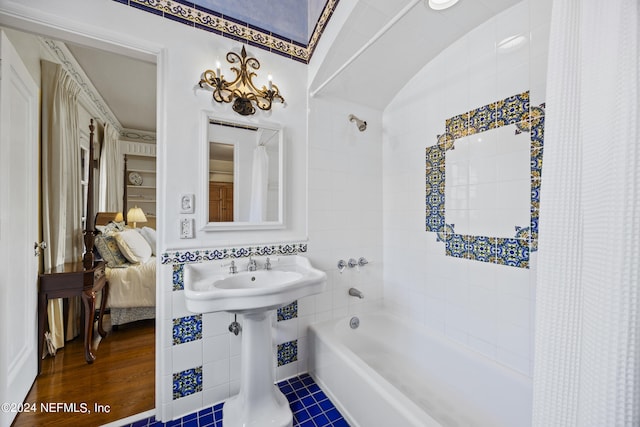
[106,257,156,308]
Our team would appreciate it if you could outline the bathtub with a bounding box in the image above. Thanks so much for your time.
[308,312,532,427]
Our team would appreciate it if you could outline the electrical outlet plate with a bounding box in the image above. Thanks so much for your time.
[180,218,194,239]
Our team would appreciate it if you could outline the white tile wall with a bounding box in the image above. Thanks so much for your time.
[382,0,552,376]
[172,340,202,373]
[159,0,551,419]
[306,95,385,326]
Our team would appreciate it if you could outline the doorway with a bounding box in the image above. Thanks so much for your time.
[1,25,160,426]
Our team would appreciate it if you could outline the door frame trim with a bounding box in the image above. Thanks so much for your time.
[0,4,166,423]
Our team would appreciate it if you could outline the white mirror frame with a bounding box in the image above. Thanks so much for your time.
[199,111,285,231]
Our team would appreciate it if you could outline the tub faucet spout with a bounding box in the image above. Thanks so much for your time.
[349,288,364,299]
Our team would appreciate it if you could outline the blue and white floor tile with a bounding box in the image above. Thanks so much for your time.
[123,373,349,427]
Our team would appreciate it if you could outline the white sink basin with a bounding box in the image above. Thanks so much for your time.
[184,255,326,313]
[214,270,303,289]
[184,255,327,427]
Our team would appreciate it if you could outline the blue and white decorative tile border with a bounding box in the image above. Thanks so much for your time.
[113,0,340,64]
[172,263,184,291]
[277,339,298,366]
[426,91,545,269]
[162,242,307,265]
[173,314,202,345]
[173,366,203,400]
[277,300,298,321]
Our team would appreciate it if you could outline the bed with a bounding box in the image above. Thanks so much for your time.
[94,212,156,326]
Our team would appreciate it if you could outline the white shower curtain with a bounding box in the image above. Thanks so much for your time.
[532,1,639,426]
[41,60,83,352]
[249,145,268,222]
[99,123,123,212]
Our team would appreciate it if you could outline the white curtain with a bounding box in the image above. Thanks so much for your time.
[249,144,268,222]
[41,60,83,352]
[99,123,122,212]
[532,1,639,426]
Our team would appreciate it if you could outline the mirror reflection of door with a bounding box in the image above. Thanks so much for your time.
[209,142,234,222]
[204,118,283,229]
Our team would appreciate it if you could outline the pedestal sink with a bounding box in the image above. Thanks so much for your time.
[184,255,327,427]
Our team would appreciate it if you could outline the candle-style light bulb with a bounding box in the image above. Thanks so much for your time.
[267,74,273,91]
[216,61,221,78]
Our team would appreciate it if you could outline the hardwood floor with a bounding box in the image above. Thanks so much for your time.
[12,318,155,427]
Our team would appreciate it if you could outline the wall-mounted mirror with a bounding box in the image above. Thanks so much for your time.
[200,114,284,231]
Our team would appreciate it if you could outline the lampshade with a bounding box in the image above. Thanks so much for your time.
[114,212,124,222]
[127,206,147,228]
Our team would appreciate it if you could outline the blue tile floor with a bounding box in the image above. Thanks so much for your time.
[123,373,350,427]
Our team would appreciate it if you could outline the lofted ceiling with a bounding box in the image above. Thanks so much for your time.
[65,0,522,133]
[309,0,523,109]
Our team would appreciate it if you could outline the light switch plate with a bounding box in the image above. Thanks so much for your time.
[180,193,194,213]
[180,218,194,239]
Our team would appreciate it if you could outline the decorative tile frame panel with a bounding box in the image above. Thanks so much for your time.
[277,339,298,366]
[426,91,545,268]
[173,314,202,345]
[113,0,340,63]
[173,367,203,400]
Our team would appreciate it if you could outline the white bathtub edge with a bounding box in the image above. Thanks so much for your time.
[309,318,441,427]
[308,311,532,427]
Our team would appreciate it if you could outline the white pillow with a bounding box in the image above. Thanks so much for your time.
[139,226,157,256]
[115,229,152,264]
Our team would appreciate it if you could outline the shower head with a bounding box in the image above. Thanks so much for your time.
[348,114,367,132]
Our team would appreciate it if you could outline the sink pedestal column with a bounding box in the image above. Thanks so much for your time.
[223,310,292,427]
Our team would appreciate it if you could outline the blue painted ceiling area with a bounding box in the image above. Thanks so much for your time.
[195,0,327,45]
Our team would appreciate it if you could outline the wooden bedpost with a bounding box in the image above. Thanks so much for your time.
[83,119,96,270]
[123,154,128,225]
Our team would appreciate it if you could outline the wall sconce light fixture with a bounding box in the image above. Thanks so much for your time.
[198,45,285,116]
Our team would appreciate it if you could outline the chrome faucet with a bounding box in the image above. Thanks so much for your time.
[348,288,364,299]
[247,257,257,271]
[227,260,237,274]
[264,257,272,270]
[337,260,347,273]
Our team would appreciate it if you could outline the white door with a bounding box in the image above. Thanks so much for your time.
[0,30,40,427]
